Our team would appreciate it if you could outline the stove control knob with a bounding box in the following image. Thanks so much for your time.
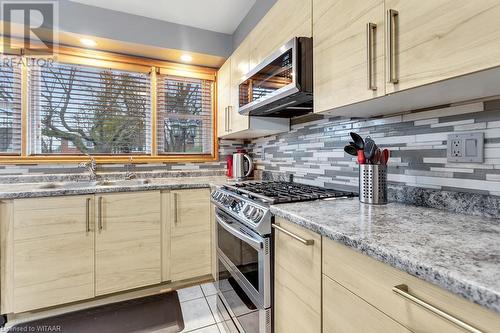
[244,206,255,219]
[251,208,263,222]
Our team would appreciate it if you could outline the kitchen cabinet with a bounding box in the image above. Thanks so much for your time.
[1,196,94,313]
[323,274,411,333]
[323,238,500,333]
[313,0,385,112]
[249,0,312,67]
[94,192,161,296]
[169,188,212,281]
[217,58,231,137]
[273,218,321,333]
[229,39,252,134]
[385,0,500,94]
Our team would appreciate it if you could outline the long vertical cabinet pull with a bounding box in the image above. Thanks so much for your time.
[98,196,103,231]
[366,23,377,90]
[173,193,179,225]
[85,197,91,233]
[224,107,228,133]
[227,106,232,132]
[388,9,399,84]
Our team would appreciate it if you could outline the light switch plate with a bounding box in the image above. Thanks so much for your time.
[447,132,484,163]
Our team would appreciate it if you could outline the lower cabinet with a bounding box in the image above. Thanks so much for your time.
[323,275,410,333]
[0,188,212,315]
[273,218,321,333]
[95,192,161,296]
[169,188,212,281]
[2,196,95,313]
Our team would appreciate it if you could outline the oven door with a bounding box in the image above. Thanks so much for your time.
[215,208,271,309]
[216,256,272,333]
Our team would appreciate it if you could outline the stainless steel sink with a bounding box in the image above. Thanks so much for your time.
[96,179,152,187]
[36,179,151,190]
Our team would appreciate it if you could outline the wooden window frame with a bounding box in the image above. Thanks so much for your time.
[0,44,218,164]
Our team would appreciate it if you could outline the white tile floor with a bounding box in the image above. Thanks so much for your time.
[174,283,228,333]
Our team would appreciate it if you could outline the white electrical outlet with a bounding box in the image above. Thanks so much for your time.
[447,132,484,163]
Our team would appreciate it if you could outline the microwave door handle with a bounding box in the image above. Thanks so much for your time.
[215,213,263,250]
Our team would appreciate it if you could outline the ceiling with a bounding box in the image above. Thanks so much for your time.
[69,0,257,34]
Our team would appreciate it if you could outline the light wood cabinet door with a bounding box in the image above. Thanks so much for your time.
[249,0,312,67]
[323,274,411,333]
[170,189,211,281]
[313,0,385,112]
[217,58,231,137]
[274,218,321,333]
[95,192,161,296]
[229,40,250,134]
[386,0,500,93]
[8,196,95,313]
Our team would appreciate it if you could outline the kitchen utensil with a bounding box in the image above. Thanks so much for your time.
[364,137,377,164]
[357,150,366,164]
[226,155,233,178]
[233,149,254,180]
[374,148,382,164]
[344,144,358,156]
[350,132,365,150]
[381,149,390,165]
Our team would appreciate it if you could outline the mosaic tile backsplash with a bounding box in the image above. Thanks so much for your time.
[247,98,500,196]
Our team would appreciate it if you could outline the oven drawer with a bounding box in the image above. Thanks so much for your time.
[323,239,500,333]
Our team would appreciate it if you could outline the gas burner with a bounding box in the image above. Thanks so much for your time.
[224,181,357,205]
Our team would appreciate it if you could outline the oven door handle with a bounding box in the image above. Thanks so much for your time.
[215,213,263,250]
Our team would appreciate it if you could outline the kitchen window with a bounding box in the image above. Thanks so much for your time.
[156,74,213,155]
[0,49,217,163]
[0,57,22,154]
[29,60,152,155]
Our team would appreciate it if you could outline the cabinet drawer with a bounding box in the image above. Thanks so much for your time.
[323,274,411,333]
[323,239,500,333]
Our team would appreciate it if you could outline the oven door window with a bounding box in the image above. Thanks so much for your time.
[239,48,293,108]
[217,219,260,293]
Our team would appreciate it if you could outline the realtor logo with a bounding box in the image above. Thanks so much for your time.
[1,1,58,55]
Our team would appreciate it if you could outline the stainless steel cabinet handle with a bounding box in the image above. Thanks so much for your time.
[173,193,179,225]
[98,196,103,231]
[272,224,314,246]
[366,23,377,91]
[227,106,232,132]
[85,197,91,233]
[224,107,228,132]
[388,9,399,84]
[392,285,483,333]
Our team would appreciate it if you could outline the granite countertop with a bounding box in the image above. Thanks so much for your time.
[270,198,500,313]
[0,176,227,200]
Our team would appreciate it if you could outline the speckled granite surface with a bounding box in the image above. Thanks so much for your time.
[270,199,500,313]
[0,176,227,200]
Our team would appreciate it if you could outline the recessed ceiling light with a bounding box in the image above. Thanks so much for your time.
[181,54,193,62]
[80,38,97,47]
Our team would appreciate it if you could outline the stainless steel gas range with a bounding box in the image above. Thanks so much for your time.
[210,181,356,333]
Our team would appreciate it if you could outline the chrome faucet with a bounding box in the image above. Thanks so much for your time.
[78,154,97,180]
[125,157,137,180]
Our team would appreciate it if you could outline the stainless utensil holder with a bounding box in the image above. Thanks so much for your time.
[359,164,387,205]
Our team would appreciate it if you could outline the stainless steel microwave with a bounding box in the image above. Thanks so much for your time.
[238,37,313,118]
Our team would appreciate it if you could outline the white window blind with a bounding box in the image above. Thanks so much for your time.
[0,58,22,154]
[157,74,213,154]
[29,61,151,155]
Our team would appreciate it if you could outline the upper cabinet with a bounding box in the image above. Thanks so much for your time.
[384,0,500,93]
[314,0,500,115]
[217,58,231,137]
[249,0,312,67]
[229,39,252,134]
[314,0,385,112]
